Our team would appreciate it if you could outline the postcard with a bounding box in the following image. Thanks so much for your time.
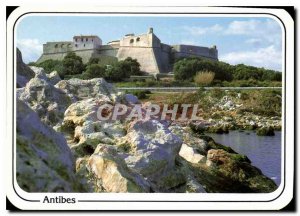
[6,6,295,211]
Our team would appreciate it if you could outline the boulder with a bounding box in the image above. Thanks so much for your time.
[16,99,84,192]
[124,119,182,181]
[256,126,275,136]
[86,145,150,192]
[124,94,139,104]
[55,78,119,101]
[179,144,206,164]
[206,149,277,192]
[17,77,72,126]
[47,71,61,85]
[60,98,126,156]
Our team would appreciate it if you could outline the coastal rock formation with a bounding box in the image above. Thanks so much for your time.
[15,49,278,193]
[205,149,277,192]
[16,99,83,192]
[17,77,72,126]
[55,78,118,101]
[16,48,35,88]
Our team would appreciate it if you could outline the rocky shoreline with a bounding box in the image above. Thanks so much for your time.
[16,49,278,193]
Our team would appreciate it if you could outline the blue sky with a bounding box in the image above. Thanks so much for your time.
[17,15,283,71]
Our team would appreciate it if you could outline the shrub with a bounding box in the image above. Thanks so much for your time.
[88,56,118,67]
[29,59,64,78]
[125,90,151,100]
[62,52,85,75]
[173,57,233,82]
[82,64,106,79]
[105,57,142,81]
[194,71,215,86]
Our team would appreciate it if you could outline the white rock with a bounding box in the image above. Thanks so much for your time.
[179,144,206,164]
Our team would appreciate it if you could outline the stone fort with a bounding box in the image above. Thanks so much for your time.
[37,28,218,74]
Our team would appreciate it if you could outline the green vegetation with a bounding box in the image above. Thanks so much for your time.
[105,57,142,81]
[82,64,106,79]
[28,59,64,77]
[174,57,233,81]
[146,89,282,118]
[32,53,141,81]
[30,55,281,87]
[62,52,85,76]
[125,90,151,100]
[173,57,281,83]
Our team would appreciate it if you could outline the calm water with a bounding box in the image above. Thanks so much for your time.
[206,131,282,186]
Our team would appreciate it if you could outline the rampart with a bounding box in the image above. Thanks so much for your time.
[37,28,218,74]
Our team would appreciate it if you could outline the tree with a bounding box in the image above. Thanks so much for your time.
[120,57,142,76]
[62,52,85,75]
[83,64,106,79]
[104,57,142,81]
[173,57,233,81]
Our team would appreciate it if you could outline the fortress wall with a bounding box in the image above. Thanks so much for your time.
[37,49,97,64]
[37,53,67,64]
[117,47,159,74]
[98,45,119,57]
[173,45,218,60]
[153,48,171,73]
[43,42,74,54]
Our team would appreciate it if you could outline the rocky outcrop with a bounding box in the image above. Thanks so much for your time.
[16,49,278,193]
[119,119,183,191]
[17,77,72,126]
[55,78,119,101]
[16,99,85,192]
[205,149,277,192]
[16,48,35,88]
[256,126,275,136]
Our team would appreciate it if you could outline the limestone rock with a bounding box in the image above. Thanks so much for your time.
[179,144,206,164]
[86,145,150,192]
[120,120,183,190]
[61,98,126,156]
[55,78,118,101]
[16,48,35,88]
[16,99,84,192]
[47,71,61,85]
[17,77,72,126]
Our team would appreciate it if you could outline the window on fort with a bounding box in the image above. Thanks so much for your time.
[75,38,77,42]
[136,37,140,42]
[84,44,85,47]
[86,38,88,42]
[55,44,58,48]
[61,44,64,48]
[75,44,78,47]
[81,38,83,42]
[92,39,93,42]
[130,39,134,43]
